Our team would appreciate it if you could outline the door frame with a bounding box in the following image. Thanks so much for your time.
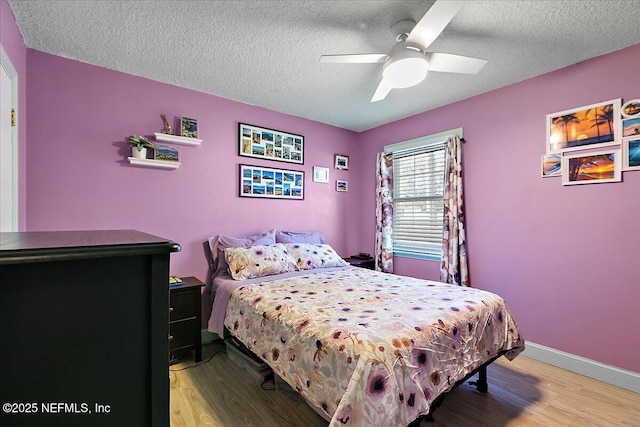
[0,43,19,232]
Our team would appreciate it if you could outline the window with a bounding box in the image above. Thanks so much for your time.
[384,129,460,261]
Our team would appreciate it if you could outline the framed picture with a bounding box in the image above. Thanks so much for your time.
[313,166,329,183]
[334,154,349,170]
[561,149,621,186]
[154,145,179,162]
[546,99,621,154]
[181,117,198,139]
[621,99,640,118]
[541,153,561,177]
[336,180,348,192]
[239,123,304,165]
[622,137,640,171]
[239,164,304,200]
[622,117,640,138]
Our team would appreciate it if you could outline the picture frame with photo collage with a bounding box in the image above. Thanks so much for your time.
[239,123,304,164]
[240,164,304,200]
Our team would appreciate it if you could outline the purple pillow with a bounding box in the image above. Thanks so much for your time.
[208,230,276,277]
[275,230,326,244]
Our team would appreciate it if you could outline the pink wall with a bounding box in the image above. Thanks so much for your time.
[25,51,360,285]
[14,0,639,372]
[0,0,27,230]
[357,44,640,373]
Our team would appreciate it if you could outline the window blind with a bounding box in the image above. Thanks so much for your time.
[392,143,446,257]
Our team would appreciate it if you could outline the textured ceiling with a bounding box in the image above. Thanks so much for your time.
[7,0,640,132]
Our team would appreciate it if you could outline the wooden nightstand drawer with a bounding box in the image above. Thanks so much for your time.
[169,291,197,321]
[169,319,199,351]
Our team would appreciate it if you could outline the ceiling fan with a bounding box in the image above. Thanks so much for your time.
[320,0,487,102]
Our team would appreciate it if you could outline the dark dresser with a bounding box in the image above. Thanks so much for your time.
[0,230,179,427]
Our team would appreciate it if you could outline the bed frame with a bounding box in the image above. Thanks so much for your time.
[409,352,505,425]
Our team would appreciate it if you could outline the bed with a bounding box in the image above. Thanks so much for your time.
[206,231,524,426]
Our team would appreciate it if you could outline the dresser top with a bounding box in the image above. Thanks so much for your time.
[0,230,180,264]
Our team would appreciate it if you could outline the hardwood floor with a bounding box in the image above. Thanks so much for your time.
[169,342,639,426]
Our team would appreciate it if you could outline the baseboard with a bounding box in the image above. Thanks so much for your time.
[522,342,639,393]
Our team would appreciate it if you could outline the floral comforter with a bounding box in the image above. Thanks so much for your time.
[223,267,524,426]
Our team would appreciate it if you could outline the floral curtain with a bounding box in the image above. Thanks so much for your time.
[375,152,393,273]
[440,135,469,286]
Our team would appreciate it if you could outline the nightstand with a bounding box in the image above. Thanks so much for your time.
[345,257,375,270]
[169,276,204,362]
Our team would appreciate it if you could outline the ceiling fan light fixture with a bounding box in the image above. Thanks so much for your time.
[383,56,428,89]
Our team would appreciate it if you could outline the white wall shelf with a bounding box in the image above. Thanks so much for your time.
[128,157,181,170]
[154,132,202,146]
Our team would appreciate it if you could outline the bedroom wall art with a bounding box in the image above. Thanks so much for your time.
[239,123,304,164]
[561,149,621,185]
[621,99,640,118]
[334,154,349,169]
[313,166,329,183]
[622,137,640,171]
[239,164,304,200]
[622,116,640,138]
[541,153,561,177]
[546,99,621,154]
[181,116,198,138]
[336,180,348,192]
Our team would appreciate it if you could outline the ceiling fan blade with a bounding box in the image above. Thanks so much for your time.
[371,80,392,102]
[406,0,464,50]
[320,54,387,64]
[427,52,487,74]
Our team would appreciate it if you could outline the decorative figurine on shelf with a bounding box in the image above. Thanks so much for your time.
[127,135,155,159]
[160,114,173,135]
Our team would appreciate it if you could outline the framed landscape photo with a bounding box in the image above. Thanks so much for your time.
[546,99,621,154]
[541,153,561,177]
[561,149,621,186]
[154,145,179,162]
[336,180,348,192]
[622,117,640,138]
[239,123,304,165]
[334,154,349,170]
[239,164,304,200]
[622,137,640,171]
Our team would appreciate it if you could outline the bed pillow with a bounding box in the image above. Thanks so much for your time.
[275,230,326,244]
[209,230,276,277]
[284,243,348,270]
[225,243,297,280]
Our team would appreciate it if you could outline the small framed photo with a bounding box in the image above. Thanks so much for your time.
[334,154,349,170]
[181,117,198,139]
[621,99,640,118]
[154,145,179,162]
[622,137,640,171]
[313,166,329,183]
[336,180,348,192]
[546,99,621,154]
[541,153,561,177]
[561,149,621,186]
[622,117,640,138]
